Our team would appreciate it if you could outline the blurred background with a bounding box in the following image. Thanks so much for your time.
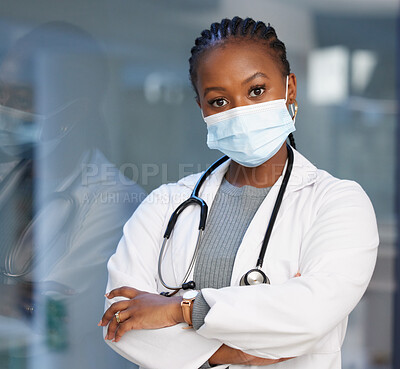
[0,0,398,368]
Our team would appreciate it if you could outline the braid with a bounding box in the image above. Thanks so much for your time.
[288,133,296,149]
[230,16,242,35]
[200,29,212,40]
[251,21,265,36]
[210,22,220,40]
[270,39,290,82]
[242,18,255,36]
[220,18,230,38]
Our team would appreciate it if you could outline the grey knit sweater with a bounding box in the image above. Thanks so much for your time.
[192,177,271,330]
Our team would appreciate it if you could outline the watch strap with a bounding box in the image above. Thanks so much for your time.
[181,299,194,327]
[181,290,199,328]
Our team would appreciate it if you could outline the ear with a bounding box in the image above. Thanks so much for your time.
[287,73,297,104]
[195,96,201,109]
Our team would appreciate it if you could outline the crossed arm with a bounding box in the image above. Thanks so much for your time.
[99,286,294,366]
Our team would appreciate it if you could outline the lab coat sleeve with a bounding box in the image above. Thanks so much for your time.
[104,184,223,369]
[45,183,146,293]
[195,180,379,359]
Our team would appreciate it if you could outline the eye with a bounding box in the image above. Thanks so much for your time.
[209,98,228,108]
[249,86,265,98]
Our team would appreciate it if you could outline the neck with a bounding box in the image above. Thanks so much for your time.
[225,144,288,188]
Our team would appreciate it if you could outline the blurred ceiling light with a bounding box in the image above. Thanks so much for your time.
[308,46,349,105]
[351,50,377,94]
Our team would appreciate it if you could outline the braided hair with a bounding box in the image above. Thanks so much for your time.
[189,16,296,149]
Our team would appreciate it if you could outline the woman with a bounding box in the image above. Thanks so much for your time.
[99,17,379,369]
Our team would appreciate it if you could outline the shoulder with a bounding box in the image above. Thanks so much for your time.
[294,150,378,245]
[293,149,373,209]
[315,169,373,213]
[145,171,204,201]
[292,149,377,243]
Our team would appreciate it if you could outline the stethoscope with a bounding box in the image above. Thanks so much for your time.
[1,151,95,279]
[158,144,294,296]
[3,191,77,279]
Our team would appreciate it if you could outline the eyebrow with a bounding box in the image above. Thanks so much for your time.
[242,72,270,85]
[203,86,226,98]
[203,72,270,98]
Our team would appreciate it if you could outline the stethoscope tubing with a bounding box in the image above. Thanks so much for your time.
[158,145,294,293]
[158,229,203,294]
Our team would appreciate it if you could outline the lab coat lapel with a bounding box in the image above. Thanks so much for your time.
[231,149,318,285]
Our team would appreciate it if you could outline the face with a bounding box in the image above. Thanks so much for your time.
[194,40,297,117]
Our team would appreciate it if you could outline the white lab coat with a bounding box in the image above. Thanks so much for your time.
[105,148,379,369]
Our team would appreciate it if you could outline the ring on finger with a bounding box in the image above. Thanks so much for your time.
[115,311,121,324]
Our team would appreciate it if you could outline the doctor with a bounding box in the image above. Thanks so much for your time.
[100,17,379,369]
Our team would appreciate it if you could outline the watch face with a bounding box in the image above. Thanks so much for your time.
[183,290,198,300]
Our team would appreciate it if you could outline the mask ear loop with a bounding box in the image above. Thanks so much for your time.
[285,75,289,103]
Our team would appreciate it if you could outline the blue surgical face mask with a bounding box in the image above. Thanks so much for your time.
[202,76,295,167]
[0,100,81,157]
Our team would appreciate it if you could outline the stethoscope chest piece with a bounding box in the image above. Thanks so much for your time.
[240,268,270,286]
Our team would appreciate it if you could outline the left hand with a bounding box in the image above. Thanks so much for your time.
[99,286,183,342]
[208,344,294,366]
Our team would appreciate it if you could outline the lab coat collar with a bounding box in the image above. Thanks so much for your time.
[177,147,318,195]
[284,148,319,192]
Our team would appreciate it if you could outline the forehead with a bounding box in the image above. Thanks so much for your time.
[195,40,283,88]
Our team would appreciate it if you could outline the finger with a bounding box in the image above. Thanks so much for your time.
[105,309,129,340]
[106,286,140,300]
[113,317,134,342]
[105,313,119,340]
[294,272,301,277]
[100,300,130,326]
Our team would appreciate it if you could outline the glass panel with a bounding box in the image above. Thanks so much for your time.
[0,1,397,369]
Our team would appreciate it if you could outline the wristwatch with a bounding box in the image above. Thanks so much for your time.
[181,290,199,327]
